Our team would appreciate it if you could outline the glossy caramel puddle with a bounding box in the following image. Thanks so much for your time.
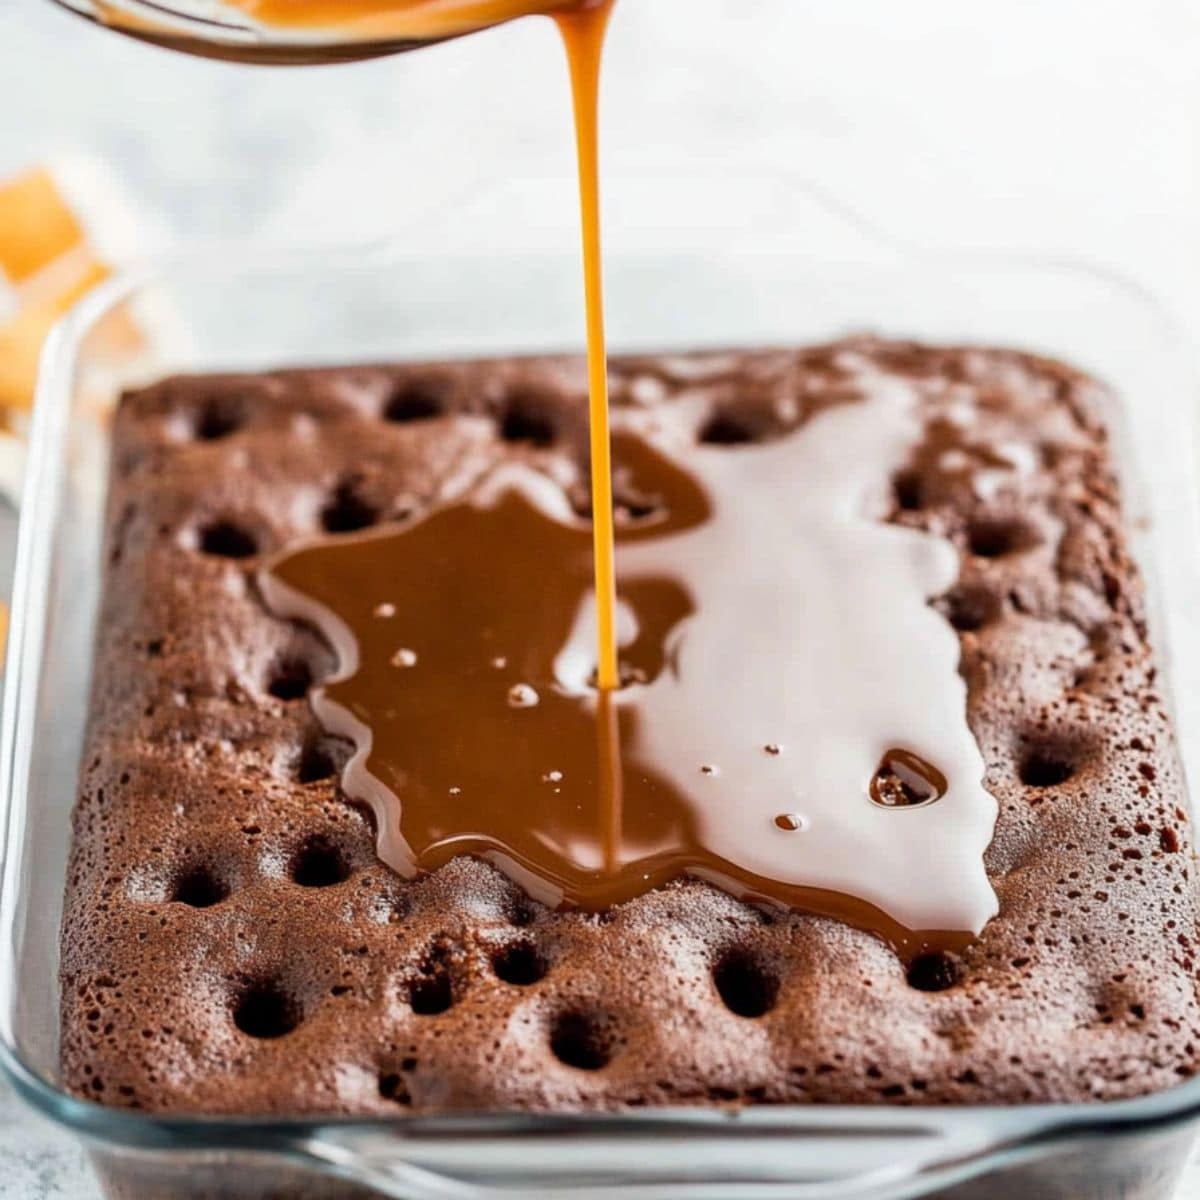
[266,440,694,909]
[263,398,999,956]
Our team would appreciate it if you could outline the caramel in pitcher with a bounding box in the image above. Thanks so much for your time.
[222,0,600,38]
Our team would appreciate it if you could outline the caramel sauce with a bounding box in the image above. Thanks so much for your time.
[555,0,619,689]
[264,439,692,914]
[222,0,594,38]
[263,402,999,957]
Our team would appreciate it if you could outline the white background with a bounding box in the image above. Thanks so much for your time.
[2,0,1200,1194]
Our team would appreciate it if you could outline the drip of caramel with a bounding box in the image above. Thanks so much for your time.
[262,385,1000,957]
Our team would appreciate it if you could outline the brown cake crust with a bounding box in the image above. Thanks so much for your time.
[61,339,1200,1114]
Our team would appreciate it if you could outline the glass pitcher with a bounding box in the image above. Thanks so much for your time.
[48,0,593,64]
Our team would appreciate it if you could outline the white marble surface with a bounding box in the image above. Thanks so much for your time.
[3,0,1200,1195]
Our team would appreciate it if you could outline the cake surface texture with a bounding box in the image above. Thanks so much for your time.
[61,338,1200,1113]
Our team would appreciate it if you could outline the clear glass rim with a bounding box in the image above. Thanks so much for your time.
[5,234,1200,1192]
[46,0,447,64]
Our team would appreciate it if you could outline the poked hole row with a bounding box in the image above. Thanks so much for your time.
[229,941,964,1068]
[385,381,558,449]
[181,380,564,445]
[375,1009,616,1103]
[158,837,353,909]
[188,393,790,559]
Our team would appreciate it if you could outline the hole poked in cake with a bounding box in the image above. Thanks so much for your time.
[498,388,559,447]
[699,410,758,446]
[290,836,351,889]
[616,495,665,526]
[320,479,378,534]
[266,656,316,702]
[232,977,302,1039]
[906,951,962,993]
[613,472,667,527]
[892,469,924,512]
[265,631,335,704]
[298,742,336,785]
[549,1009,615,1070]
[936,584,1002,633]
[378,1070,412,1105]
[1016,726,1094,791]
[408,974,452,1016]
[1018,746,1076,789]
[699,386,794,446]
[170,862,231,909]
[196,519,258,560]
[713,948,779,1018]
[491,940,548,987]
[297,736,347,784]
[407,941,457,1016]
[967,515,1040,559]
[193,395,245,441]
[383,378,446,423]
[570,481,665,527]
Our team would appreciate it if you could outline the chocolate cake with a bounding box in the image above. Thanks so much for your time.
[60,339,1200,1114]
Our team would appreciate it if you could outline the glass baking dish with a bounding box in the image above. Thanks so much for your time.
[4,178,1200,1198]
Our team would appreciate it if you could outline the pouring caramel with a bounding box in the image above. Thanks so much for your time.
[211,0,623,691]
[85,0,1001,950]
[555,0,619,688]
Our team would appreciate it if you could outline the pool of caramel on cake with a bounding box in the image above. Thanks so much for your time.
[262,414,997,958]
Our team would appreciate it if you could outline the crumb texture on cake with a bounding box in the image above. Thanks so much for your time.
[61,339,1200,1114]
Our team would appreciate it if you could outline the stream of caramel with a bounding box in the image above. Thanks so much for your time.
[554,0,619,689]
